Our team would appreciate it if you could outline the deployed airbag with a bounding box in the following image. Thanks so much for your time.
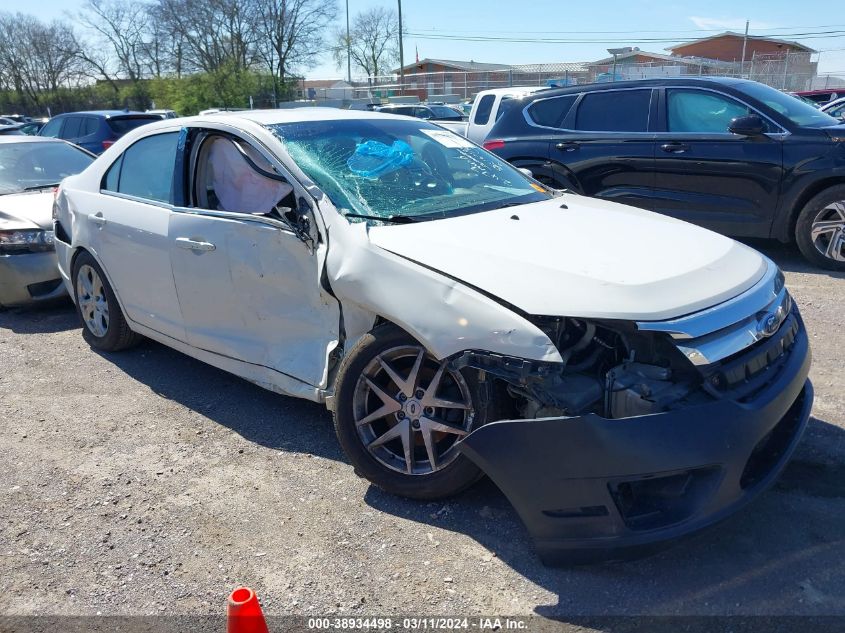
[209,138,293,213]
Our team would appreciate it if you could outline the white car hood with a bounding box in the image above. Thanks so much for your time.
[0,191,54,231]
[368,195,767,321]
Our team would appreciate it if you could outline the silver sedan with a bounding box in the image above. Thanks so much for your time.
[0,137,94,307]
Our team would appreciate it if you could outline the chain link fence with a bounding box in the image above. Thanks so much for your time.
[304,51,828,105]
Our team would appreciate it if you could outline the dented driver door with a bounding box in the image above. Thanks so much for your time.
[168,210,340,389]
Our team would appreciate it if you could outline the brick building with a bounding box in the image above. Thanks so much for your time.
[666,31,815,62]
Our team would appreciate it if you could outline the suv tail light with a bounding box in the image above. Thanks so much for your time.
[482,139,506,151]
[102,139,115,151]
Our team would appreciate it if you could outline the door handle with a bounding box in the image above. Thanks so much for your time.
[555,142,579,152]
[90,213,106,227]
[175,237,216,252]
[660,142,690,153]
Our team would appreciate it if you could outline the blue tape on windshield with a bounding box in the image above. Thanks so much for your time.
[347,140,414,180]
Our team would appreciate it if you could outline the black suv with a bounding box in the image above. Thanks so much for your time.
[486,77,845,269]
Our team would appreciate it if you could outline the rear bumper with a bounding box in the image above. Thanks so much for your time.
[0,251,67,307]
[458,324,812,565]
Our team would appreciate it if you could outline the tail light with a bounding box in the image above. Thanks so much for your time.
[102,139,115,151]
[483,139,506,151]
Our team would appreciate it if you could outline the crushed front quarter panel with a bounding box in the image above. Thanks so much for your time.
[321,205,563,366]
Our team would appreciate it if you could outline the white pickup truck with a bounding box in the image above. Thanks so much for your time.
[436,86,546,144]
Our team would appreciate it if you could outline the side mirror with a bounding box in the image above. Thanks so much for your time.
[728,114,765,136]
[518,167,533,178]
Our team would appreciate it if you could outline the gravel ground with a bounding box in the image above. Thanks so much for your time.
[1,240,843,625]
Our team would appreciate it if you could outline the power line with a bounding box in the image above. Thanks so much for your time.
[408,24,845,36]
[406,30,845,45]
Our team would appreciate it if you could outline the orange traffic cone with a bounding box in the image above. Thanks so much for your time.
[227,586,270,633]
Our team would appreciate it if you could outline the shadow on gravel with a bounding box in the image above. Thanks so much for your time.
[366,415,845,617]
[0,299,77,333]
[739,239,845,279]
[93,338,343,462]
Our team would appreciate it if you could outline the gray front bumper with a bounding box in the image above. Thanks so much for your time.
[0,251,67,307]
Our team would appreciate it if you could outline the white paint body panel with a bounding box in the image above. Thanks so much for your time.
[369,194,766,321]
[54,110,769,405]
[465,87,546,144]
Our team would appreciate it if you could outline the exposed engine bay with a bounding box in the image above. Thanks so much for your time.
[450,317,710,420]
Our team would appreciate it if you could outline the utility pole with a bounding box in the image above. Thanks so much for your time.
[397,0,404,95]
[346,0,351,84]
[741,20,749,76]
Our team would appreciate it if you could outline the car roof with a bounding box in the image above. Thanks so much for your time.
[520,76,751,100]
[188,107,416,126]
[476,86,546,96]
[51,110,153,118]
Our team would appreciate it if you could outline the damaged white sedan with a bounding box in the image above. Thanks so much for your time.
[54,109,812,564]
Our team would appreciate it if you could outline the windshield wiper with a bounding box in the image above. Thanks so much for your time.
[23,183,60,191]
[343,212,420,224]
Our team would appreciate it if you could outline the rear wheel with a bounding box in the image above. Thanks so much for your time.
[795,186,845,270]
[333,325,493,500]
[72,251,141,351]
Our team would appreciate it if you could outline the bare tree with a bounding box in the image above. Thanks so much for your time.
[252,0,337,103]
[77,0,151,83]
[333,7,400,84]
[0,13,85,108]
[155,0,257,74]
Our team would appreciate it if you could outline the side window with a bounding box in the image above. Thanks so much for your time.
[526,95,577,127]
[40,118,63,138]
[473,95,496,125]
[415,107,432,119]
[114,132,179,203]
[667,89,769,133]
[194,135,294,215]
[575,90,652,132]
[102,154,123,192]
[82,117,98,136]
[61,117,82,140]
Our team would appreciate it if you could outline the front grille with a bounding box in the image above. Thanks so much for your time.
[707,312,800,402]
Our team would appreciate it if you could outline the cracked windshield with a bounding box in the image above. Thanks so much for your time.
[268,118,551,220]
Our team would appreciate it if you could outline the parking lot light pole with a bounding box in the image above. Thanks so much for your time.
[607,47,628,82]
[398,0,404,95]
[346,0,351,84]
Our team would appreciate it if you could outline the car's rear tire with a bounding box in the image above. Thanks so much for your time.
[333,324,495,500]
[795,185,845,270]
[72,251,141,351]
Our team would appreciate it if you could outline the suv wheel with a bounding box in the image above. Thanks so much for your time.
[795,185,845,270]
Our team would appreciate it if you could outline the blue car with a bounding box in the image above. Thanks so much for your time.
[38,110,161,154]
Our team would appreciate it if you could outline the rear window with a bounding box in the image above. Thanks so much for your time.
[575,89,652,132]
[106,116,159,136]
[473,95,496,125]
[527,95,577,127]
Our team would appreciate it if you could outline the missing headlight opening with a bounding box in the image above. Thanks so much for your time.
[450,317,708,420]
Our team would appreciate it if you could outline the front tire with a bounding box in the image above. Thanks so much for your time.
[72,251,141,351]
[795,186,845,270]
[333,324,492,500]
